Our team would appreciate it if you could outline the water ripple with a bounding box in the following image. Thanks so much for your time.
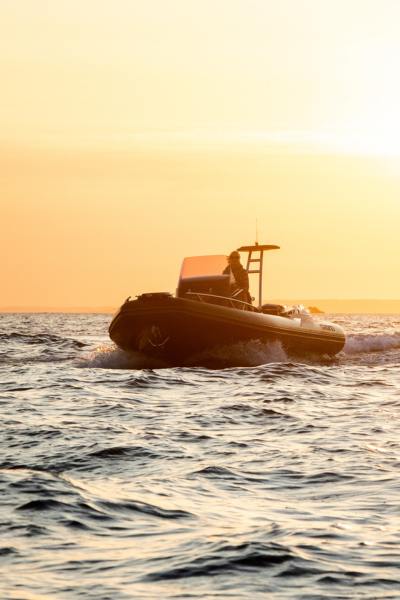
[1,313,400,598]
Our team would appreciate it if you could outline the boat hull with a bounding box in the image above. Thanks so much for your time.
[109,294,346,365]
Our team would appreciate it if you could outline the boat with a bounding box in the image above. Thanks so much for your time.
[109,243,346,365]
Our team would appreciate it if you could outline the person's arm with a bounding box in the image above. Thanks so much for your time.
[237,267,249,290]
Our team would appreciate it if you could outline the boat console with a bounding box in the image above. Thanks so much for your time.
[177,255,230,298]
[177,274,230,298]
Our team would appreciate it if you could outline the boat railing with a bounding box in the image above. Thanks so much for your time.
[185,292,260,312]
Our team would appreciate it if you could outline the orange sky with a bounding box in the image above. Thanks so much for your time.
[1,1,400,308]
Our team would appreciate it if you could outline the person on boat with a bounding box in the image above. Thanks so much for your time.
[223,251,252,304]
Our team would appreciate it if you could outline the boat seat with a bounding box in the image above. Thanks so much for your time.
[261,303,285,316]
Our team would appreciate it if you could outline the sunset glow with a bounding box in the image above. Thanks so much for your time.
[2,0,400,310]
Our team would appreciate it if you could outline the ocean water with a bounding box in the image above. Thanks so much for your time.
[1,312,400,599]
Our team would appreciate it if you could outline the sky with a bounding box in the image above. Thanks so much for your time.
[1,0,400,308]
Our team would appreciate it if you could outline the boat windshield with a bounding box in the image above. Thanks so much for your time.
[180,255,227,279]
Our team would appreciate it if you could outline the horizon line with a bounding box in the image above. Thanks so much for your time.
[2,299,400,315]
[2,129,400,158]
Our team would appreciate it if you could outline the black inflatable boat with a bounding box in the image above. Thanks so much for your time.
[109,244,346,364]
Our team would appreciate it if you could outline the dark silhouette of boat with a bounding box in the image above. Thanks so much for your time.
[109,243,345,365]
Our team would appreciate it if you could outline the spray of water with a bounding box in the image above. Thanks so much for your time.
[79,330,400,370]
[79,339,288,370]
[185,339,288,368]
[78,344,170,369]
[344,333,400,355]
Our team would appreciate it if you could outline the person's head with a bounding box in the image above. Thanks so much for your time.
[228,250,241,265]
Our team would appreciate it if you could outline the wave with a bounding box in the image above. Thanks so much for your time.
[144,541,298,581]
[80,339,288,370]
[77,332,400,371]
[0,331,86,348]
[79,345,171,369]
[98,499,192,520]
[0,331,88,365]
[89,445,159,460]
[344,332,400,354]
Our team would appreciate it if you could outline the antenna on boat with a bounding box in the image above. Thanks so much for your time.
[238,242,280,308]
